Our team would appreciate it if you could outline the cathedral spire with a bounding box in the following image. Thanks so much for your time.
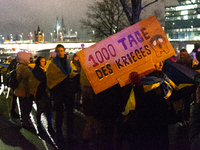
[61,17,66,34]
[56,17,59,28]
[37,25,40,34]
[61,17,65,28]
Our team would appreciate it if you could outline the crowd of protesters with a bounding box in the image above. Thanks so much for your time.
[1,43,200,150]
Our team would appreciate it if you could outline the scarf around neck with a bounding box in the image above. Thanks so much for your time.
[53,56,71,76]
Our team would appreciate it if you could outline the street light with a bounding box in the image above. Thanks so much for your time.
[2,37,4,43]
[92,30,95,41]
[10,34,13,41]
[42,33,44,42]
[75,31,77,40]
[57,26,60,41]
[21,33,23,41]
[50,33,53,42]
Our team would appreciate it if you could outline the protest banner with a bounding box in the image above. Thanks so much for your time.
[76,15,175,94]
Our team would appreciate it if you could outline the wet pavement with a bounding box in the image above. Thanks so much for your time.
[0,85,86,150]
[0,85,191,150]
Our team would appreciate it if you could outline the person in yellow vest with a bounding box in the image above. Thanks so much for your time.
[46,44,76,144]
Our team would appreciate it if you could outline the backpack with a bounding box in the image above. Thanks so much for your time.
[7,69,18,89]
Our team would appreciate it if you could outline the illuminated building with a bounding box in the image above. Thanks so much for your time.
[34,26,44,43]
[165,0,200,52]
[54,17,78,42]
[165,0,200,41]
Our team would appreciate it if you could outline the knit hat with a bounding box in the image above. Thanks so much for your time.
[17,51,31,63]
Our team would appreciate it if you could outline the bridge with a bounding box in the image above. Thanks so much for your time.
[0,42,95,53]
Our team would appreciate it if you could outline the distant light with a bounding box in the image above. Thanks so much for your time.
[183,15,188,20]
[181,10,188,15]
[175,4,197,11]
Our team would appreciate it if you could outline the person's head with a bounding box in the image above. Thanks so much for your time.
[179,49,189,60]
[4,58,7,62]
[35,56,46,67]
[176,49,192,67]
[7,56,12,62]
[17,51,31,64]
[30,57,33,63]
[73,53,79,62]
[55,44,65,58]
[194,43,200,52]
[33,55,38,62]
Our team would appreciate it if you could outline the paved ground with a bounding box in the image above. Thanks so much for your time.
[0,85,86,150]
[0,85,191,150]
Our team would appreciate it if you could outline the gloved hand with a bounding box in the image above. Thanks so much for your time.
[130,72,142,86]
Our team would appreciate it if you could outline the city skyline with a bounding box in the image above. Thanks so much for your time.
[0,0,179,42]
[0,0,99,41]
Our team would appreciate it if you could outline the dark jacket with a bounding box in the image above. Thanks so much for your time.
[128,71,171,150]
[32,66,46,100]
[7,58,18,72]
[190,103,200,150]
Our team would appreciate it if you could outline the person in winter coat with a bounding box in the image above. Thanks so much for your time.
[7,57,19,118]
[127,62,174,150]
[14,51,32,128]
[46,44,77,144]
[190,83,200,150]
[30,56,53,134]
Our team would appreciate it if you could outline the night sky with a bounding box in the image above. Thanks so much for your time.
[0,0,98,41]
[0,0,178,42]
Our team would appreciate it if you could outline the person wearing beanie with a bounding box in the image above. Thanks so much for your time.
[14,51,32,128]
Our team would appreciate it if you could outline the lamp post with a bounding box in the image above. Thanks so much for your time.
[92,30,95,41]
[57,26,60,41]
[30,32,33,42]
[75,31,77,41]
[21,33,23,41]
[42,33,44,42]
[2,37,4,43]
[50,33,53,42]
[10,34,13,41]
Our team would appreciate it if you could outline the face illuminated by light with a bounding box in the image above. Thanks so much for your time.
[56,47,65,58]
[40,58,46,68]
